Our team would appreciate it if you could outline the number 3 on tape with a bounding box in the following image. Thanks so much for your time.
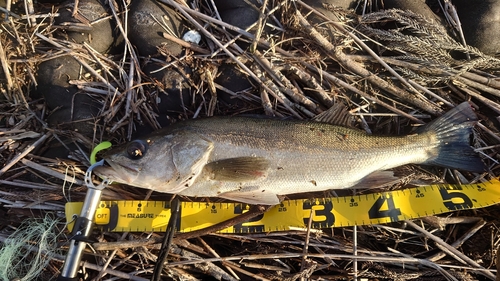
[65,178,500,232]
[368,193,402,222]
[303,200,335,228]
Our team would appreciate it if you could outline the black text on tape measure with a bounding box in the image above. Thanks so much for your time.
[65,179,500,233]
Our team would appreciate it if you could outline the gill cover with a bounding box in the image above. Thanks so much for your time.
[168,132,214,193]
[96,130,214,194]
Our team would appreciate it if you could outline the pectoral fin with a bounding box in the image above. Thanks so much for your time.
[219,189,280,205]
[203,157,270,182]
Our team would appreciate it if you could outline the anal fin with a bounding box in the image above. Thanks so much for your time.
[353,170,399,189]
[219,189,280,205]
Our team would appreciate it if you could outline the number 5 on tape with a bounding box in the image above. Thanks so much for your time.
[65,178,500,232]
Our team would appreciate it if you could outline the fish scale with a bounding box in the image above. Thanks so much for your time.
[178,128,432,199]
[95,102,485,205]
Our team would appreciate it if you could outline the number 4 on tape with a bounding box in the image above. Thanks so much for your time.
[368,193,402,223]
[65,178,500,233]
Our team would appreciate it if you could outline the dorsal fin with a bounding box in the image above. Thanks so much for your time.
[313,103,354,128]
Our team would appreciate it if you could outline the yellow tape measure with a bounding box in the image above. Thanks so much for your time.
[65,179,500,233]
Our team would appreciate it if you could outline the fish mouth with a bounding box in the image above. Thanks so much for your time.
[93,160,139,184]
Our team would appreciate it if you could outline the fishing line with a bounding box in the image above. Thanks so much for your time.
[0,214,63,281]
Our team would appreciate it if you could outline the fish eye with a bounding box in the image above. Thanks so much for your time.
[126,140,148,160]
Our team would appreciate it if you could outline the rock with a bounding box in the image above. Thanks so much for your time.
[214,63,251,109]
[36,0,64,3]
[36,55,100,133]
[35,55,80,108]
[303,0,358,12]
[32,1,110,134]
[298,0,358,43]
[128,0,187,57]
[46,94,100,134]
[0,63,5,90]
[214,0,261,31]
[56,0,115,53]
[383,0,442,22]
[142,62,191,115]
[214,0,279,50]
[140,61,192,128]
[453,0,500,55]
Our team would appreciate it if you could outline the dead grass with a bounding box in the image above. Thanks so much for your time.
[0,0,500,280]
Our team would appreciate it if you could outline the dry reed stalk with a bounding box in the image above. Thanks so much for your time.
[1,0,500,280]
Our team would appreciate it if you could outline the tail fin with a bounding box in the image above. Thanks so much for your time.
[419,102,485,172]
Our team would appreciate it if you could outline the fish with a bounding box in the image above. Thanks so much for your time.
[94,102,485,205]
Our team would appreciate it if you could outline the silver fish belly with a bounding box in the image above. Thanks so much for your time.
[95,102,484,205]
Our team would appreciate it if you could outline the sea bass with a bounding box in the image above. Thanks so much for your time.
[95,102,485,205]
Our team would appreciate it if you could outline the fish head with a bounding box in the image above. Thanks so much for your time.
[94,134,180,190]
[94,129,214,194]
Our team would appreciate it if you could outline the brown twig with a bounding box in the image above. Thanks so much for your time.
[406,220,496,279]
[0,132,51,176]
[175,204,272,240]
[295,9,442,116]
